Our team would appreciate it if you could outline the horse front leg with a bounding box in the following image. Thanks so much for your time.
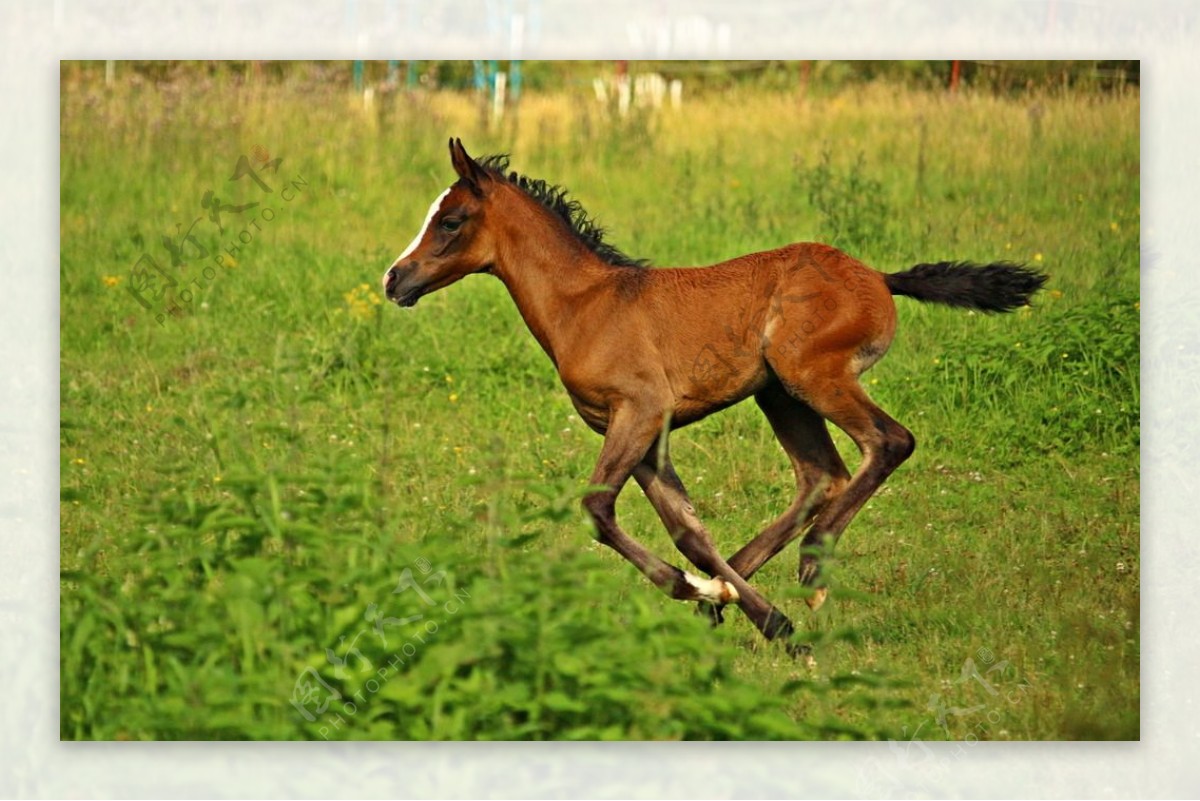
[631,452,799,646]
[582,407,738,606]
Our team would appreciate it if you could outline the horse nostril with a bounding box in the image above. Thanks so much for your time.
[385,266,399,291]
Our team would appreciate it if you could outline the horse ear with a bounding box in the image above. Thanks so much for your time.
[449,137,488,195]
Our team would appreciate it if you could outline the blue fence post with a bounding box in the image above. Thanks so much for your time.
[510,60,522,101]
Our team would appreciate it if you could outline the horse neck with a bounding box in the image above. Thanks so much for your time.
[490,201,612,365]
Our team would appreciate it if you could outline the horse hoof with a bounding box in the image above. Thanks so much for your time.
[786,641,817,669]
[805,587,828,611]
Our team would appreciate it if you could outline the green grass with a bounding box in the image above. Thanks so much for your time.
[60,66,1139,740]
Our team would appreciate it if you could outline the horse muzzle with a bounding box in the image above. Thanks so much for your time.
[383,263,425,308]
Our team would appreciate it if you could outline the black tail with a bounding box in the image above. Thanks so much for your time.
[885,261,1048,313]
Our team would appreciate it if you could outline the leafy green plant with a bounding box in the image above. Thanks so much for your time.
[61,459,890,740]
[921,289,1139,457]
[798,151,895,256]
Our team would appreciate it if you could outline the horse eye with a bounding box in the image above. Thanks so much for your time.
[440,218,463,233]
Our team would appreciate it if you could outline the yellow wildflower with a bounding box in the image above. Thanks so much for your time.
[343,283,382,320]
[102,275,122,287]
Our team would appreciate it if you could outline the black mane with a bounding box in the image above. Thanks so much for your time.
[477,154,649,269]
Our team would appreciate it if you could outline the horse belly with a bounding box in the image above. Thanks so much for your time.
[673,349,769,425]
[562,386,614,434]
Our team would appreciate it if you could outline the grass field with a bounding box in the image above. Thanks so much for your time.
[60,64,1139,743]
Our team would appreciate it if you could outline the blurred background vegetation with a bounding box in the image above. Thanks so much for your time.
[64,58,1140,97]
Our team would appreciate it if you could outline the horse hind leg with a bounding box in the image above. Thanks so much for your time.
[783,371,915,608]
[756,261,909,608]
[722,384,851,592]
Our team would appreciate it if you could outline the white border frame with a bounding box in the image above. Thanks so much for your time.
[6,1,1191,796]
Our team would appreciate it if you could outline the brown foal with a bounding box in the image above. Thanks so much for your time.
[383,139,1046,651]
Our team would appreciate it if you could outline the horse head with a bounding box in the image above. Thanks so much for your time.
[382,138,499,307]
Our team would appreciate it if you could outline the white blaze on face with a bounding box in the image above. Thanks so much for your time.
[382,187,452,290]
